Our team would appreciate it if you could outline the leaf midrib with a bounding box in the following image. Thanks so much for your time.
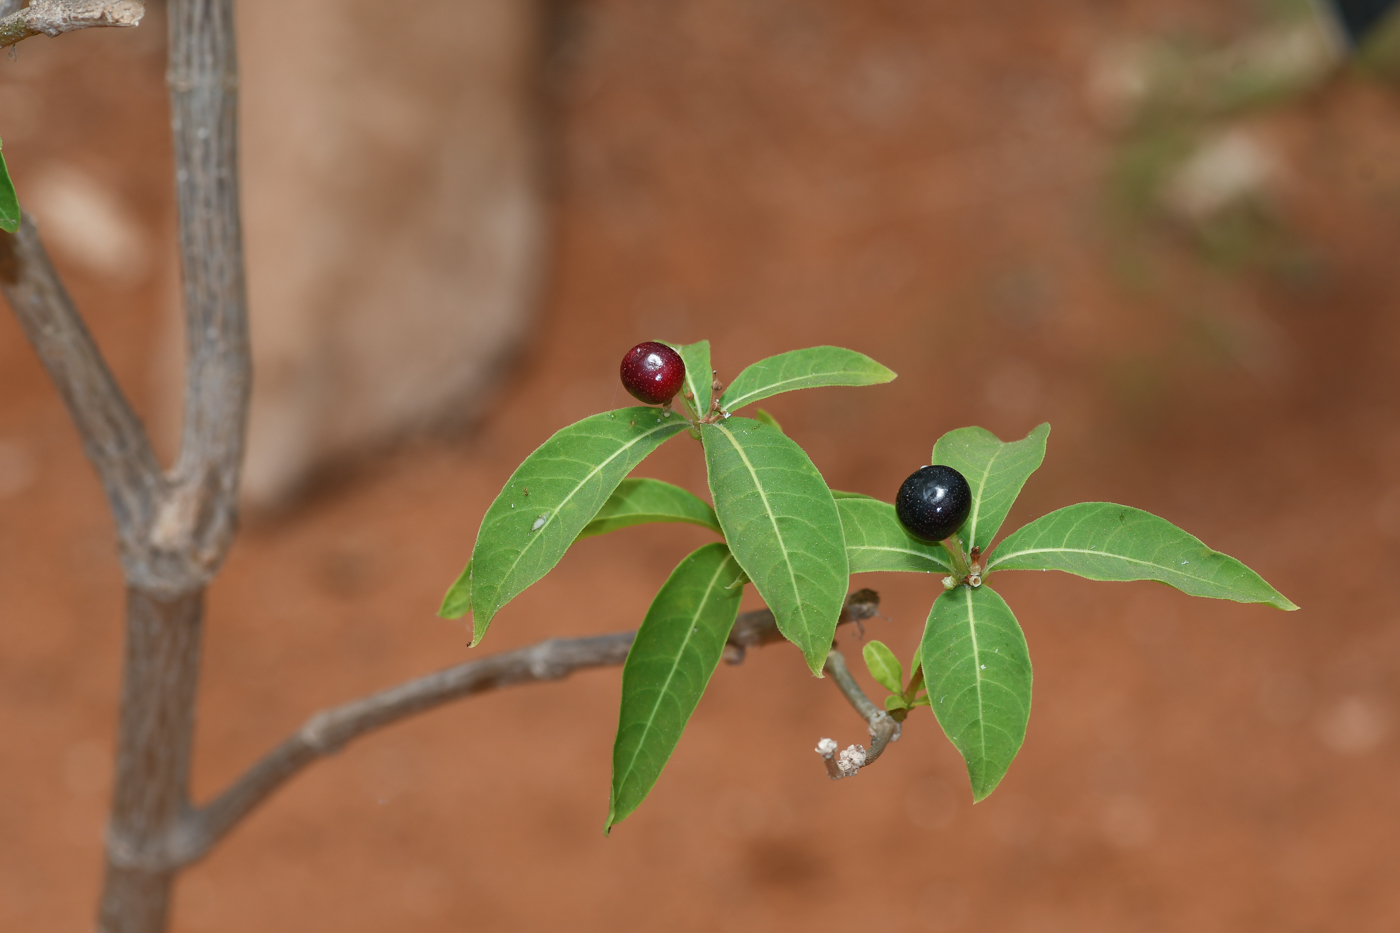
[711,422,806,632]
[724,367,868,411]
[962,586,988,779]
[481,419,678,605]
[616,552,735,791]
[966,441,1006,550]
[987,544,1218,586]
[850,544,951,570]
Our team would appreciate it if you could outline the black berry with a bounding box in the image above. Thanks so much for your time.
[620,342,686,405]
[895,465,972,543]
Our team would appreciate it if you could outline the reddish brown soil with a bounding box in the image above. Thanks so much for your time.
[4,2,1400,931]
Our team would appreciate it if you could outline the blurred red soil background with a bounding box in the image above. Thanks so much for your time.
[4,1,1400,930]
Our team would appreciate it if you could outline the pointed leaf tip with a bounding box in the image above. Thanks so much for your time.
[463,408,685,644]
[701,417,848,675]
[609,543,745,828]
[931,423,1050,553]
[921,585,1032,802]
[720,346,895,412]
[988,502,1295,610]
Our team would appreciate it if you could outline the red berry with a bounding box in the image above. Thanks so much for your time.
[620,342,686,405]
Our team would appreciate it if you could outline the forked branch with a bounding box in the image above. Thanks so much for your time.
[175,591,882,865]
[0,0,143,48]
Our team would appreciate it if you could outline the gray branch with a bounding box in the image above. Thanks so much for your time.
[815,649,900,780]
[0,215,164,563]
[171,590,882,866]
[0,0,143,47]
[155,0,250,595]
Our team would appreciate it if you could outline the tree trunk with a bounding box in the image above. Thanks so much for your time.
[96,589,204,933]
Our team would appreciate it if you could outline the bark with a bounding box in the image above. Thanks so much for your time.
[91,0,248,928]
[97,590,204,933]
[0,0,143,48]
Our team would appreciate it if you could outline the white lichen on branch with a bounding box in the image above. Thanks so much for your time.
[1,0,143,48]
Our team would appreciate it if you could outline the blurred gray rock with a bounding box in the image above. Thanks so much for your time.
[234,0,546,507]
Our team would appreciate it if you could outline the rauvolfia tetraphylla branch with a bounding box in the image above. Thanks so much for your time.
[814,648,901,781]
[176,590,883,864]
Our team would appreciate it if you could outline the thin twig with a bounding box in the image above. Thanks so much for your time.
[171,591,882,866]
[814,649,900,781]
[0,0,143,47]
[0,214,163,563]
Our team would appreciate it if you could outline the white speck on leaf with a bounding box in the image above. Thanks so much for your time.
[531,512,550,532]
[980,664,986,669]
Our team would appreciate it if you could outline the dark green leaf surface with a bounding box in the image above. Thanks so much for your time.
[448,408,686,639]
[862,640,903,694]
[608,543,745,830]
[931,424,1050,553]
[0,147,18,234]
[719,346,895,412]
[921,585,1032,802]
[838,497,952,575]
[666,340,712,418]
[577,478,721,540]
[987,502,1297,610]
[701,417,848,674]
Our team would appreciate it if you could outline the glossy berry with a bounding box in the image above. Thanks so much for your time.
[620,341,686,405]
[895,465,972,543]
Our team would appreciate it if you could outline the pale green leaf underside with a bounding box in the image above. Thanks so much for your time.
[457,408,686,640]
[577,478,721,540]
[719,346,895,412]
[438,561,472,618]
[0,149,19,234]
[987,502,1297,610]
[838,497,952,575]
[609,543,744,830]
[862,639,903,694]
[666,339,712,419]
[931,423,1049,553]
[752,408,783,433]
[921,585,1032,802]
[701,417,848,675]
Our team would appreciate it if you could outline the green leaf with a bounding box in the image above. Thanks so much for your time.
[862,639,903,694]
[438,560,472,617]
[831,490,875,500]
[931,424,1050,553]
[0,145,19,234]
[921,584,1032,802]
[986,502,1297,610]
[701,417,849,675]
[577,478,721,540]
[664,340,712,419]
[885,694,911,712]
[838,497,952,575]
[752,408,783,432]
[608,543,745,831]
[450,408,686,639]
[719,346,895,412]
